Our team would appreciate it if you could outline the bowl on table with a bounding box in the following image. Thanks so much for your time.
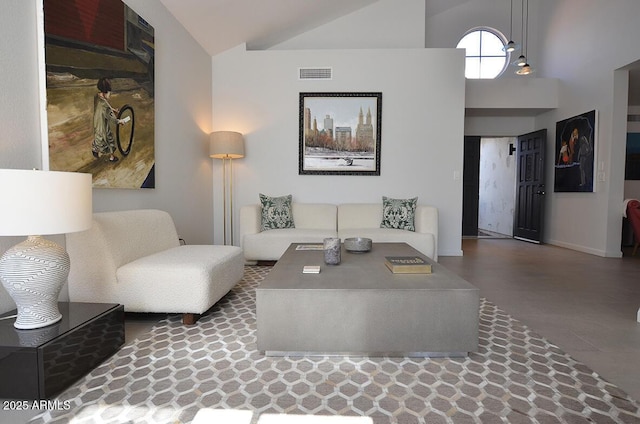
[344,237,372,253]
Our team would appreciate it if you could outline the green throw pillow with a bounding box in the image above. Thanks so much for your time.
[260,193,295,231]
[380,196,417,231]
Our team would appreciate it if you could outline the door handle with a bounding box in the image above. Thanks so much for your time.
[536,190,545,195]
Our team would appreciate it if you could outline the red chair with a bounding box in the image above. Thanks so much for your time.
[626,200,640,255]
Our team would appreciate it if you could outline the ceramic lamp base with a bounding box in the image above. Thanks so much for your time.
[0,236,69,329]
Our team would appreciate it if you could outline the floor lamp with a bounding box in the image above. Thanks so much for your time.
[0,169,92,329]
[210,131,245,245]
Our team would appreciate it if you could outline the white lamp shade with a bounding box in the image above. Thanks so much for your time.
[0,169,93,236]
[210,131,245,159]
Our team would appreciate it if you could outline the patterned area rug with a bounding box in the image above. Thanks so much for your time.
[30,267,640,424]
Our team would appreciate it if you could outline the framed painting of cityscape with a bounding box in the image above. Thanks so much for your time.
[299,92,382,175]
[554,110,596,192]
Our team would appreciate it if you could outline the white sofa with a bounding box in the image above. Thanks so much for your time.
[240,203,438,262]
[65,209,245,324]
[240,203,338,262]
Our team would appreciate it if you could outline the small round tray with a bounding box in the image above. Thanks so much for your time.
[344,237,372,253]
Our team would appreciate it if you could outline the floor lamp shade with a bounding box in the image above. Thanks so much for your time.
[0,169,93,329]
[210,131,245,159]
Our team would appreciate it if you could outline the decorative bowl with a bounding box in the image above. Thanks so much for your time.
[344,237,372,253]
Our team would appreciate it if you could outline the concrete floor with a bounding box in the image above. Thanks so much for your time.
[440,238,640,402]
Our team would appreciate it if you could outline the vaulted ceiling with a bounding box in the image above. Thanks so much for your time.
[158,0,379,56]
[158,0,640,105]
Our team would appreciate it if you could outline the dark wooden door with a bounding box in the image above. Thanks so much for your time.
[513,129,547,243]
[462,136,481,236]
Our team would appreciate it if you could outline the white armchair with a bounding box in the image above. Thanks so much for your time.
[65,209,245,324]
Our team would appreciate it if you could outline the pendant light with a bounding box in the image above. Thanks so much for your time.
[503,0,519,53]
[513,0,527,66]
[516,63,532,75]
[515,55,527,67]
[515,0,533,75]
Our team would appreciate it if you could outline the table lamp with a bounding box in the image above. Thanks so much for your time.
[210,131,245,245]
[0,169,92,329]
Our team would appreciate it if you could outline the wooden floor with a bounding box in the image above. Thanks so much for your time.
[440,238,640,402]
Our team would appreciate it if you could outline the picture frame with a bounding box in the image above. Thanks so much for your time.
[554,110,597,192]
[299,92,382,175]
[44,0,155,189]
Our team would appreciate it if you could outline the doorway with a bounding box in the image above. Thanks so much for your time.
[463,136,516,238]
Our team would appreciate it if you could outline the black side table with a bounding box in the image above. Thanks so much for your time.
[0,302,124,400]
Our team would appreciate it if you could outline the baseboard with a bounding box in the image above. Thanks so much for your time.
[546,239,622,258]
[439,249,464,257]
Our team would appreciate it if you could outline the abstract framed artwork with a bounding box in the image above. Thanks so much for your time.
[299,92,382,175]
[554,110,597,192]
[44,0,155,189]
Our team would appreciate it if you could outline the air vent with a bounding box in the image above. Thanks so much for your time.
[299,67,332,80]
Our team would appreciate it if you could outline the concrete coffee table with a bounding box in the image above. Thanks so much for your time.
[256,242,479,356]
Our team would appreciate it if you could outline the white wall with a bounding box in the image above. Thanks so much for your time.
[212,0,465,257]
[96,0,214,246]
[425,0,541,81]
[273,0,425,49]
[534,0,640,256]
[464,77,559,136]
[0,0,45,315]
[0,0,213,314]
[465,116,536,137]
[212,45,466,256]
[0,1,42,170]
[426,0,640,256]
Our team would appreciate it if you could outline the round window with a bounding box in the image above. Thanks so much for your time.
[457,28,509,79]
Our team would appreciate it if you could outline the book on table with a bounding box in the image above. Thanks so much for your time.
[384,256,432,274]
[303,265,321,274]
[296,244,323,251]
